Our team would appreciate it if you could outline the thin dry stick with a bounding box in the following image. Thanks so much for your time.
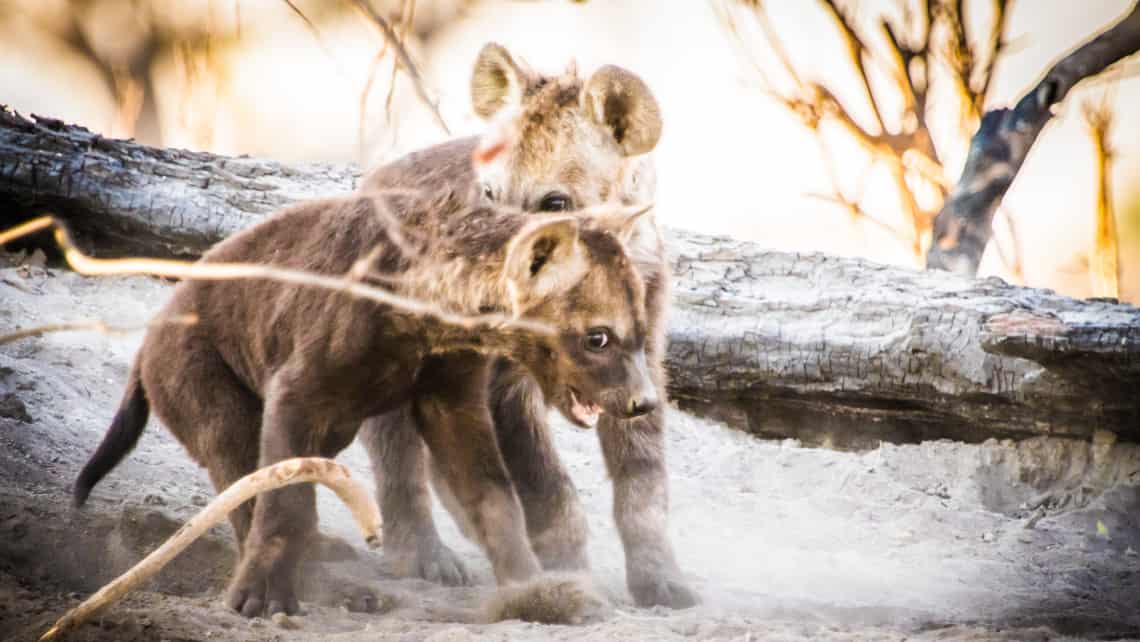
[993,207,1025,285]
[384,0,417,120]
[1085,97,1120,298]
[39,457,381,642]
[280,0,353,82]
[0,314,197,347]
[724,1,940,260]
[1,216,555,337]
[0,216,52,245]
[358,43,391,161]
[347,0,451,135]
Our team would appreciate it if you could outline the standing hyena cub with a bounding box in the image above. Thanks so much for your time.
[72,181,658,617]
[358,43,697,608]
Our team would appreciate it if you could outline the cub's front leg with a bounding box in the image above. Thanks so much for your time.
[598,403,696,609]
[411,352,542,585]
[487,358,590,571]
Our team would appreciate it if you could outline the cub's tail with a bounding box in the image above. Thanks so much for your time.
[73,362,150,507]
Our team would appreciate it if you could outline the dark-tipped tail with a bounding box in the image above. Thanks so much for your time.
[73,364,150,507]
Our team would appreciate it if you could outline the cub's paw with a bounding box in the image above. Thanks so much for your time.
[385,537,470,586]
[629,572,699,610]
[484,573,611,625]
[226,575,300,618]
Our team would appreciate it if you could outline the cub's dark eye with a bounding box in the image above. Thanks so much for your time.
[584,328,611,352]
[482,185,494,201]
[539,192,573,212]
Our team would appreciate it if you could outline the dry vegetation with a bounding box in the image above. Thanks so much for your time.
[716,0,1140,296]
[715,0,1010,262]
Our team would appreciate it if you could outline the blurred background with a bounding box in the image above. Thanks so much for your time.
[2,0,1138,301]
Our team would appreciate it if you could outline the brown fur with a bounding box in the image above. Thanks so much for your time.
[483,573,610,625]
[357,43,697,608]
[73,189,658,618]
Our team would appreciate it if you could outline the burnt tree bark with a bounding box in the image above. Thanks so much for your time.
[928,1,1140,276]
[2,109,1139,448]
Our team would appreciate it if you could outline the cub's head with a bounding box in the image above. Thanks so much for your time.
[499,207,657,428]
[469,42,661,215]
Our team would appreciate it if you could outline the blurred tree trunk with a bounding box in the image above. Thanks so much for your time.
[2,109,1139,449]
[722,1,1140,281]
[928,1,1140,275]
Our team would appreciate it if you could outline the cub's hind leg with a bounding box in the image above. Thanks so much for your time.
[359,409,471,585]
[223,370,324,618]
[139,334,262,555]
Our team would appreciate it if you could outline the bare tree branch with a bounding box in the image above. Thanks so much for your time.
[819,0,887,134]
[0,315,198,347]
[347,0,451,136]
[280,0,354,82]
[974,0,1009,107]
[928,1,1140,275]
[358,41,392,161]
[1085,96,1120,298]
[722,0,1003,261]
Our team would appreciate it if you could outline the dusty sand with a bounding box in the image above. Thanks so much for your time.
[2,253,1139,641]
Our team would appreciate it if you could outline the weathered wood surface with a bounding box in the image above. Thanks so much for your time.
[0,109,360,257]
[3,109,1139,448]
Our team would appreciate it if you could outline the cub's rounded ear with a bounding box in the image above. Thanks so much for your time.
[582,65,662,157]
[471,42,535,119]
[502,216,588,317]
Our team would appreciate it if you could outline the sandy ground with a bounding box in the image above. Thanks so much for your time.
[2,252,1140,641]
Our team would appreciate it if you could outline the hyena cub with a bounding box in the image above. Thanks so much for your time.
[73,184,657,617]
[358,43,697,608]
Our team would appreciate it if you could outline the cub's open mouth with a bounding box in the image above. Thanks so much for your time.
[568,387,603,428]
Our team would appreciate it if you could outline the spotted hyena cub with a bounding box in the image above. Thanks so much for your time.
[73,157,659,616]
[358,42,696,608]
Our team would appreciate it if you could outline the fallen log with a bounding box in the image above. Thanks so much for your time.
[2,109,1138,448]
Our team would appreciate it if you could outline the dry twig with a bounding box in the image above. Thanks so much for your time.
[39,457,381,642]
[347,0,451,135]
[717,0,1007,262]
[1084,96,1120,298]
[0,216,554,337]
[0,315,197,347]
[280,0,353,82]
